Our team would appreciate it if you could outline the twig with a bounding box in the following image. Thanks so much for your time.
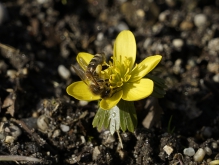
[10,118,46,146]
[0,155,41,162]
[116,131,123,149]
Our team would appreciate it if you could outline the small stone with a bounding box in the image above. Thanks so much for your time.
[116,22,129,31]
[208,38,219,52]
[173,59,183,74]
[92,146,101,160]
[9,124,22,139]
[212,142,218,149]
[79,100,88,106]
[52,129,61,138]
[183,147,195,156]
[207,63,219,73]
[204,147,212,156]
[172,39,184,49]
[152,23,164,35]
[37,0,50,4]
[180,21,194,31]
[58,65,70,80]
[96,32,104,41]
[159,10,170,22]
[163,145,173,156]
[136,9,145,18]
[213,74,219,83]
[103,131,115,144]
[37,115,49,132]
[80,136,86,144]
[143,38,152,50]
[5,136,15,144]
[193,148,206,162]
[60,124,70,132]
[6,70,17,79]
[209,160,219,165]
[165,0,176,7]
[194,14,207,28]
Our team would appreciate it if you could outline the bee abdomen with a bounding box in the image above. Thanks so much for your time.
[87,53,105,74]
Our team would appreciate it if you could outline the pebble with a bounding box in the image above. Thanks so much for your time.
[183,147,195,156]
[37,115,49,132]
[193,148,206,162]
[209,160,219,165]
[92,146,101,160]
[152,23,164,35]
[159,10,170,22]
[52,129,61,138]
[173,59,183,74]
[5,136,15,144]
[116,22,129,32]
[58,65,71,80]
[96,32,104,41]
[207,63,219,73]
[165,0,176,7]
[213,73,219,83]
[172,39,184,49]
[9,124,22,139]
[80,136,86,144]
[163,145,173,156]
[143,38,152,50]
[208,38,219,52]
[79,100,88,106]
[60,124,70,132]
[6,70,17,79]
[194,14,207,28]
[211,142,218,149]
[37,0,50,4]
[180,21,194,31]
[204,146,212,156]
[136,9,145,18]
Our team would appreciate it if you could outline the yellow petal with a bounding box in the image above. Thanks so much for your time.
[113,30,136,70]
[66,81,100,101]
[100,90,123,110]
[129,55,162,82]
[76,52,94,70]
[122,78,153,101]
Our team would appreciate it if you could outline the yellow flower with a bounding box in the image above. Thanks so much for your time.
[66,30,162,110]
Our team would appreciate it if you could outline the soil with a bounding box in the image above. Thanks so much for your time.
[0,0,219,165]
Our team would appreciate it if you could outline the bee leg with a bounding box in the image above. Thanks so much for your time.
[103,61,109,67]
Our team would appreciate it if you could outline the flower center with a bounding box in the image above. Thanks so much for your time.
[108,57,131,89]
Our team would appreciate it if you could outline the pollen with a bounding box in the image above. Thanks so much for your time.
[108,57,132,89]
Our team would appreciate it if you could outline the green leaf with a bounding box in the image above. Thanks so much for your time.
[146,74,166,98]
[92,106,120,134]
[108,106,120,135]
[146,74,166,88]
[118,100,137,132]
[92,107,109,131]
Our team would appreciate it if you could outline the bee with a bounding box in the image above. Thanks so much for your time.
[72,53,112,98]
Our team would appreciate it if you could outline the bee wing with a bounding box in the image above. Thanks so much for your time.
[77,56,89,71]
[72,64,89,85]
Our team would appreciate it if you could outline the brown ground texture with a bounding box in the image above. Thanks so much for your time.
[0,0,219,164]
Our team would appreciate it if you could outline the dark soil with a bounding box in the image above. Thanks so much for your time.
[0,0,219,164]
